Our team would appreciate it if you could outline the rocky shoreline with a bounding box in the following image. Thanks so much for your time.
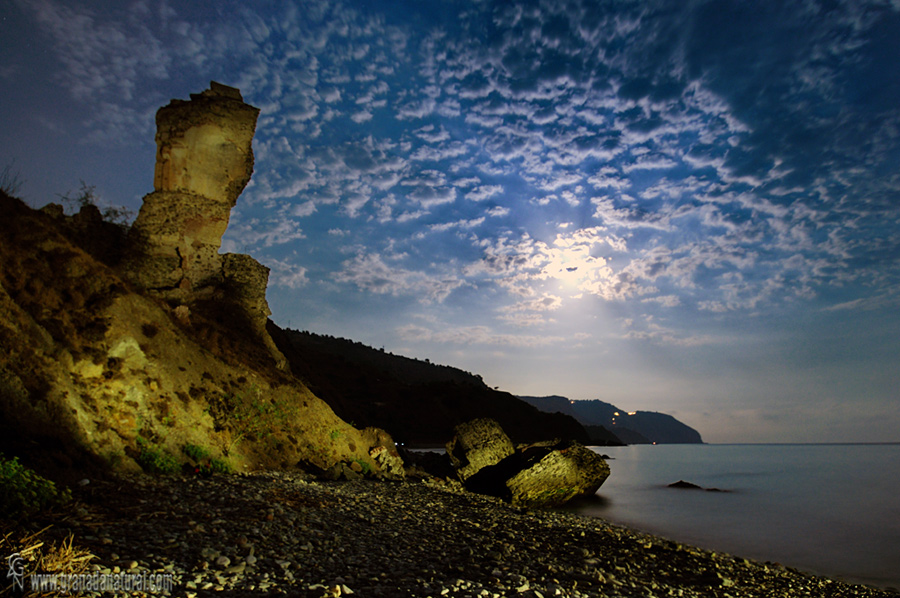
[8,471,898,598]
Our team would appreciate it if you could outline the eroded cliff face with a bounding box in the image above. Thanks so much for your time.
[0,83,402,479]
[0,190,404,478]
[125,82,286,369]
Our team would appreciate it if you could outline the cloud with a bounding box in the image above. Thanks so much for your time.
[335,252,464,302]
[16,0,900,353]
[396,97,437,120]
[642,295,681,307]
[414,125,451,143]
[429,217,485,233]
[397,324,565,347]
[619,316,715,347]
[466,227,628,301]
[498,294,563,327]
[266,258,309,289]
[410,141,470,161]
[351,110,373,123]
[292,201,317,217]
[18,0,171,102]
[222,216,306,250]
[406,186,457,209]
[465,185,504,202]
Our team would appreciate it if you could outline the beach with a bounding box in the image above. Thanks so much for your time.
[8,471,898,598]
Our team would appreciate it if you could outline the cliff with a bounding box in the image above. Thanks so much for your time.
[519,396,703,444]
[271,329,590,446]
[0,83,399,481]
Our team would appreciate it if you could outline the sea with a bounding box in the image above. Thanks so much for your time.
[566,443,900,591]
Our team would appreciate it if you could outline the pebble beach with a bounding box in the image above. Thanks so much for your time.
[16,471,900,598]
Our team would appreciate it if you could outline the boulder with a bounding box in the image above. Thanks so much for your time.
[446,418,610,508]
[506,440,610,507]
[445,418,515,482]
[361,426,405,479]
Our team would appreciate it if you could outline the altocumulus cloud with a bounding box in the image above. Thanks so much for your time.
[335,253,465,303]
[7,0,900,441]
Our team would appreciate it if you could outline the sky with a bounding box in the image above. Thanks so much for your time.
[2,0,899,443]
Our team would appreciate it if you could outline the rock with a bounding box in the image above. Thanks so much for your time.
[668,480,703,490]
[446,419,610,508]
[369,445,405,479]
[399,448,456,480]
[505,441,610,508]
[122,81,288,369]
[126,81,259,298]
[668,480,730,492]
[361,427,405,479]
[341,462,363,481]
[446,418,515,482]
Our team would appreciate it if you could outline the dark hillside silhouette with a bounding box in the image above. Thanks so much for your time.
[271,327,589,446]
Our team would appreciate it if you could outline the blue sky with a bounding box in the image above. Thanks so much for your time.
[3,0,899,443]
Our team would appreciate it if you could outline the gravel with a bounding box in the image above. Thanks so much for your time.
[29,471,900,597]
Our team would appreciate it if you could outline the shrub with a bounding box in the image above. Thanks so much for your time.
[210,385,299,454]
[182,444,232,476]
[0,161,25,196]
[209,457,232,475]
[353,458,373,475]
[57,181,133,229]
[136,437,180,475]
[182,443,211,462]
[0,454,72,518]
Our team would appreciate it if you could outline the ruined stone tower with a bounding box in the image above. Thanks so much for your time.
[126,82,286,369]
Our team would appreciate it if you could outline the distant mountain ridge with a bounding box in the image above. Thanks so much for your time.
[519,396,704,444]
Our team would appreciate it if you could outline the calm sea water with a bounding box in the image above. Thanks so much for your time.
[567,444,900,590]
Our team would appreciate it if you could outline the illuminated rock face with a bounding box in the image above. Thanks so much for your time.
[152,82,257,204]
[126,82,286,369]
[128,82,260,297]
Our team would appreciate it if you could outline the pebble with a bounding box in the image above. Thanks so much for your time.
[25,470,899,598]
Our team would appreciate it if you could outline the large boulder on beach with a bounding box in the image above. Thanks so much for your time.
[446,418,515,482]
[506,440,610,507]
[447,418,610,507]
